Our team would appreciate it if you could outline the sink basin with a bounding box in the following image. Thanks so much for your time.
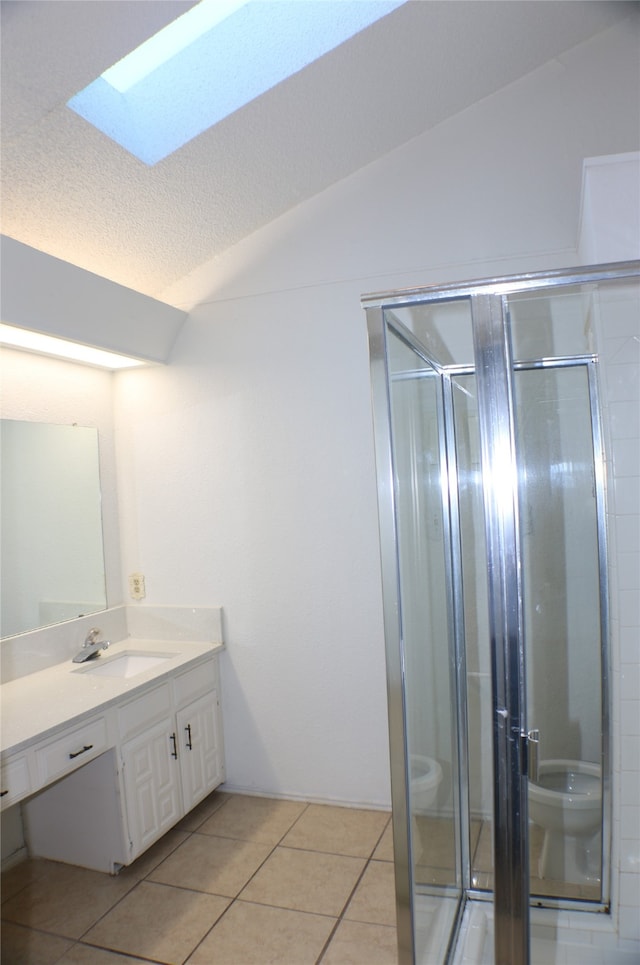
[77,651,177,679]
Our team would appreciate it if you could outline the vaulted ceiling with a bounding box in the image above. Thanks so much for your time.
[1,1,634,305]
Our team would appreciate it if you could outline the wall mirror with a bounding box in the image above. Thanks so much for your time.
[1,420,107,638]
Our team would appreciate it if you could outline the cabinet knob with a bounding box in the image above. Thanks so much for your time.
[169,733,178,759]
[185,724,193,750]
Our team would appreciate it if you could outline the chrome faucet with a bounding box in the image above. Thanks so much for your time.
[72,627,110,663]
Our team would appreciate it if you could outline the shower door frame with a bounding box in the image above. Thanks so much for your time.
[364,260,639,965]
[368,309,469,965]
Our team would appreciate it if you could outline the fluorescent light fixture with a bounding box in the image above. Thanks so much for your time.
[68,0,407,165]
[0,324,146,370]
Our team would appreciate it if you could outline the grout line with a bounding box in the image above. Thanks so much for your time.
[168,889,235,964]
[316,916,344,963]
[2,793,398,964]
[66,812,222,945]
[317,815,393,963]
[271,842,378,861]
[0,857,60,908]
[73,876,143,943]
[184,800,315,962]
[67,798,229,946]
[65,938,164,965]
[315,855,372,964]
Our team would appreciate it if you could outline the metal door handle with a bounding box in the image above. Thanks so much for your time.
[527,729,540,783]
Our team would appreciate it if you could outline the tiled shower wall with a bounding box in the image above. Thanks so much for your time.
[598,281,640,949]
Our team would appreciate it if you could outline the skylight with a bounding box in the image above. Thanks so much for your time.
[67,0,406,165]
[101,0,248,93]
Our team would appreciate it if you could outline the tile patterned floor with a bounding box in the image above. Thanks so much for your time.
[1,792,398,965]
[1,793,592,963]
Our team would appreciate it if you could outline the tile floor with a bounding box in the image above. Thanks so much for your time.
[1,793,593,964]
[1,791,399,965]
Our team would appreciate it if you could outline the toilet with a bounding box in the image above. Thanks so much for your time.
[409,755,443,866]
[528,759,602,884]
[410,755,443,813]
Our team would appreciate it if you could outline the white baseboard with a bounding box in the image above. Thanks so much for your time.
[1,846,28,872]
[218,782,391,811]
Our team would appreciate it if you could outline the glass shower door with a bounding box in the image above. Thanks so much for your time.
[368,310,463,964]
[515,363,605,902]
[365,263,637,965]
[507,281,612,909]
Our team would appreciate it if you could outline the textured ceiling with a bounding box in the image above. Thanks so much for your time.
[0,0,633,305]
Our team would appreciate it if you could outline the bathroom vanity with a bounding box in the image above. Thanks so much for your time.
[0,636,225,873]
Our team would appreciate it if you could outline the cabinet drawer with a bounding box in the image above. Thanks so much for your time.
[1,754,31,809]
[36,717,107,785]
[173,659,217,709]
[118,682,172,741]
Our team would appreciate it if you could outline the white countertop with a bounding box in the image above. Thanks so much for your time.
[1,637,224,758]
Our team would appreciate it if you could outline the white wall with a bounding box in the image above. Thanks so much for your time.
[0,16,637,944]
[161,18,640,311]
[578,152,640,264]
[115,283,391,804]
[1,11,636,814]
[596,282,640,945]
[114,17,640,808]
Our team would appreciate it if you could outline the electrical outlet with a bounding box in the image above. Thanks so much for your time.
[129,573,145,600]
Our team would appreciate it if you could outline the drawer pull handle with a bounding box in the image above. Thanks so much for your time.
[69,744,94,760]
[0,790,8,797]
[185,724,193,750]
[170,733,178,759]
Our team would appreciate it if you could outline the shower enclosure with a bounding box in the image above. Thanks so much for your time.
[363,262,640,964]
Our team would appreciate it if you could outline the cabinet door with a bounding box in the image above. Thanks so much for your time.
[176,691,224,812]
[121,717,182,859]
[0,754,31,810]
